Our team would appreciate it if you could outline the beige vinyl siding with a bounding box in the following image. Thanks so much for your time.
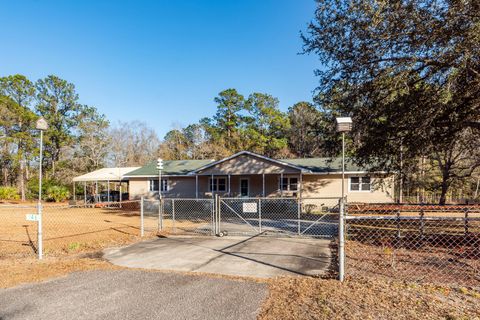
[302,174,394,203]
[128,178,150,199]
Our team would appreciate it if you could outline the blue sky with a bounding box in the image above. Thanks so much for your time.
[1,0,319,138]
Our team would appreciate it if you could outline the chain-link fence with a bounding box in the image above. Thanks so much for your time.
[344,204,480,286]
[219,197,340,237]
[0,200,149,259]
[142,198,214,235]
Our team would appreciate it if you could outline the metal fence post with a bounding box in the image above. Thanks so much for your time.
[158,199,163,231]
[38,202,43,259]
[217,194,221,235]
[338,197,345,282]
[172,199,176,234]
[297,198,301,235]
[258,198,262,233]
[420,209,425,240]
[140,196,144,237]
[464,208,469,235]
[396,209,401,239]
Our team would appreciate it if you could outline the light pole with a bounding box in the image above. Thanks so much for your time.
[157,158,164,230]
[36,117,48,259]
[335,116,352,282]
[335,117,353,200]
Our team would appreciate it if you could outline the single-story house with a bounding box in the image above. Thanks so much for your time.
[123,151,394,203]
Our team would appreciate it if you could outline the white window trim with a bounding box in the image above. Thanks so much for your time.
[279,176,299,192]
[149,179,169,193]
[209,177,227,192]
[239,177,250,197]
[348,176,372,192]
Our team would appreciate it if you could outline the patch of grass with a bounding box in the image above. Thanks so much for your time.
[67,242,83,251]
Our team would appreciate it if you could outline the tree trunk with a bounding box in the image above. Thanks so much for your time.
[439,174,450,205]
[19,158,25,201]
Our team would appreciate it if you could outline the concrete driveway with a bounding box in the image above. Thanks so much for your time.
[104,235,333,278]
[0,270,267,320]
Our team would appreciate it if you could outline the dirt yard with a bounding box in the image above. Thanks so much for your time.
[0,203,165,259]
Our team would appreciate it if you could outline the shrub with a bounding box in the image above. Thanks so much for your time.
[0,186,20,200]
[46,186,70,202]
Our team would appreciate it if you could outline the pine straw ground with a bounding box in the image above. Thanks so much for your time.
[2,253,479,319]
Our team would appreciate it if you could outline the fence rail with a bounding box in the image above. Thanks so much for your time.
[344,204,480,286]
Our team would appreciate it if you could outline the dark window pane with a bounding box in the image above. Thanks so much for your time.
[350,183,360,191]
[218,178,226,191]
[351,177,360,184]
[361,183,371,191]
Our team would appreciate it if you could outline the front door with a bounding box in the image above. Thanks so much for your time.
[240,178,249,197]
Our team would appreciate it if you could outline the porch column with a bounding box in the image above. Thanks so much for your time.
[211,174,214,198]
[280,173,283,197]
[95,181,98,203]
[262,173,265,197]
[84,181,87,206]
[73,182,76,202]
[228,174,231,196]
[107,180,110,202]
[195,175,198,199]
[299,173,303,200]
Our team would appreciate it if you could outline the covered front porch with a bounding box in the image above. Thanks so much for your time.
[191,151,308,199]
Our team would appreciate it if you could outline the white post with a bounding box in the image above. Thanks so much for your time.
[262,173,265,197]
[95,181,98,203]
[73,182,76,202]
[228,174,231,196]
[119,183,123,206]
[280,173,283,197]
[338,198,345,281]
[298,173,302,235]
[342,132,345,201]
[195,175,198,199]
[84,181,87,206]
[107,180,110,203]
[140,196,144,237]
[37,130,44,259]
[158,167,163,231]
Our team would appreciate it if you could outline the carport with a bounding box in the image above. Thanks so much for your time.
[72,167,140,204]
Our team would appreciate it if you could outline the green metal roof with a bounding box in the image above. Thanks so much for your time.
[281,158,364,173]
[124,159,215,176]
[125,155,367,177]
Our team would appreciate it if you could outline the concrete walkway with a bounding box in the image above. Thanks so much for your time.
[0,270,267,320]
[104,235,332,278]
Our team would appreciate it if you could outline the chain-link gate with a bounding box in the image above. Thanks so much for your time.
[145,196,341,239]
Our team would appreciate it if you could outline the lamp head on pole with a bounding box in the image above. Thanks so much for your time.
[335,117,352,132]
[36,117,49,131]
[156,158,164,171]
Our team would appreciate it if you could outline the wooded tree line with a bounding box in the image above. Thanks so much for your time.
[1,1,479,204]
[0,75,328,201]
[302,0,480,204]
[0,74,163,200]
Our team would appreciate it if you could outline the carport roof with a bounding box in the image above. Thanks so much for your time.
[73,167,141,182]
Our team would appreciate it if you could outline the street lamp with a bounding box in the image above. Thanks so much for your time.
[335,116,352,282]
[36,117,48,259]
[156,158,164,230]
[336,117,352,200]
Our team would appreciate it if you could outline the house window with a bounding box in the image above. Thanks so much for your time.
[280,177,299,191]
[209,177,226,192]
[350,177,371,191]
[149,179,168,192]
